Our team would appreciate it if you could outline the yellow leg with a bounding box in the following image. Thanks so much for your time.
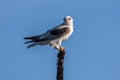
[59,46,65,52]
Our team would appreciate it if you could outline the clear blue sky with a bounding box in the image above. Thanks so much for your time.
[0,0,120,80]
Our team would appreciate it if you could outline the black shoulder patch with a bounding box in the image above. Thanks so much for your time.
[50,27,70,36]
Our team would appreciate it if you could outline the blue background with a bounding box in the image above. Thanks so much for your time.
[0,0,120,80]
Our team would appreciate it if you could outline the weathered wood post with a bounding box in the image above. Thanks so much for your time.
[56,48,66,80]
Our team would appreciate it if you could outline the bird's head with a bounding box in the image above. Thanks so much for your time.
[63,16,73,26]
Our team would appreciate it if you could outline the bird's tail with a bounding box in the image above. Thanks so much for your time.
[24,35,49,48]
[24,36,40,48]
[24,40,38,48]
[24,41,34,44]
[24,36,40,41]
[26,43,38,48]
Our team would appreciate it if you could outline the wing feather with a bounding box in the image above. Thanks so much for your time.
[48,27,70,39]
[24,26,70,48]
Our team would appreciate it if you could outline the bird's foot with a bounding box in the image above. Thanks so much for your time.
[59,46,65,53]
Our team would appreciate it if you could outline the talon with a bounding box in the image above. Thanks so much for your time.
[59,47,65,52]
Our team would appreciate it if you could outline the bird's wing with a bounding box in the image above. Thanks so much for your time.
[24,33,44,41]
[24,26,70,42]
[42,26,70,41]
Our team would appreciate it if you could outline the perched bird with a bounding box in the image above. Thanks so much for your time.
[24,16,74,51]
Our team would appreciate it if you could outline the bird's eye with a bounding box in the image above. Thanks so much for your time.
[68,18,71,20]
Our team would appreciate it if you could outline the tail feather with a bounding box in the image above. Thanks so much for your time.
[24,36,40,42]
[27,43,38,48]
[24,37,35,39]
[24,36,39,48]
[24,34,49,48]
[26,41,49,48]
[24,41,34,44]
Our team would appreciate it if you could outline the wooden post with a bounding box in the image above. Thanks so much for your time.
[56,49,66,80]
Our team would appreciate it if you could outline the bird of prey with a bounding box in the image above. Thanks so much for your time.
[24,16,74,51]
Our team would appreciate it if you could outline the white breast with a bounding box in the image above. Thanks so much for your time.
[62,27,73,41]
